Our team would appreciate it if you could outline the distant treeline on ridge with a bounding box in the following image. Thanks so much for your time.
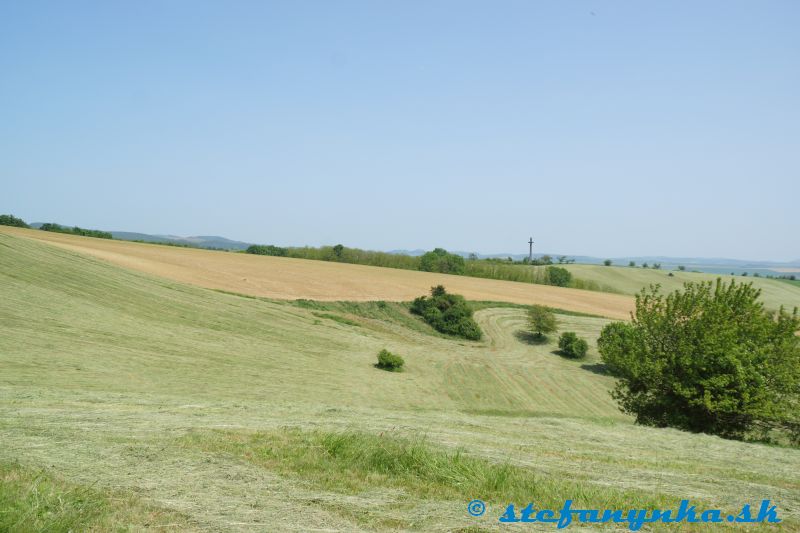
[0,214,113,240]
[244,242,605,291]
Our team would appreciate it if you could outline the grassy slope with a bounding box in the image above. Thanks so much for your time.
[0,225,634,320]
[1,233,799,531]
[564,264,800,311]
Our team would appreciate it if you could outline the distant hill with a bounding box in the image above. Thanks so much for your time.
[30,224,253,251]
[110,232,253,251]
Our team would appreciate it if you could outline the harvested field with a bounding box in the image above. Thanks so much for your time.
[0,226,634,319]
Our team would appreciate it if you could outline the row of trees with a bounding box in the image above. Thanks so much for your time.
[244,244,588,290]
[39,223,113,239]
[0,214,29,228]
[0,215,113,239]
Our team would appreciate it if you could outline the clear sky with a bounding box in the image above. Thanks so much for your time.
[1,1,798,261]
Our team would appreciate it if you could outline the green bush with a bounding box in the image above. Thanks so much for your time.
[418,248,465,274]
[376,349,405,371]
[246,244,288,256]
[546,266,572,287]
[0,214,29,228]
[598,279,800,443]
[527,304,557,339]
[410,285,482,340]
[558,331,588,358]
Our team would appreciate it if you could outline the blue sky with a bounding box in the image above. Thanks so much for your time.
[1,1,798,261]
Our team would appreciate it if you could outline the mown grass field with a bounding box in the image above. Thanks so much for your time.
[562,264,800,312]
[0,226,634,319]
[1,233,799,531]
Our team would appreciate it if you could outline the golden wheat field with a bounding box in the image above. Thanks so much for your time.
[0,226,634,319]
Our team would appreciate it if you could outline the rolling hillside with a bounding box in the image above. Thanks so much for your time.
[1,232,799,530]
[563,263,800,312]
[0,226,634,319]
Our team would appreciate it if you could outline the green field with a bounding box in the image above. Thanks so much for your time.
[2,233,799,531]
[563,264,800,312]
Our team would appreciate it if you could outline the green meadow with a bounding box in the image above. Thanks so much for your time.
[1,233,799,531]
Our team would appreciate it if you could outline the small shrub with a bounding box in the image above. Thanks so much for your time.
[603,259,612,266]
[558,332,588,359]
[376,349,404,371]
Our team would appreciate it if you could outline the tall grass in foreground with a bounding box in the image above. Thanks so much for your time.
[0,461,191,531]
[183,428,686,512]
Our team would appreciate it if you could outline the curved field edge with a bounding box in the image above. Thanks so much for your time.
[0,226,634,319]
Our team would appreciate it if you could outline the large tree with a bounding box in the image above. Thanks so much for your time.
[598,279,800,443]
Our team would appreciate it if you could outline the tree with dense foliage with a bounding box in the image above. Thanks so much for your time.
[246,244,288,256]
[603,259,612,266]
[558,331,588,358]
[629,261,636,267]
[332,244,344,259]
[418,248,466,275]
[545,266,572,287]
[410,285,482,340]
[527,305,557,339]
[0,214,29,228]
[598,279,800,443]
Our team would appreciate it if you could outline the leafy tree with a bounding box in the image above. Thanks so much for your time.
[558,332,588,358]
[527,305,557,339]
[468,253,478,261]
[376,349,405,371]
[0,214,29,228]
[598,279,800,442]
[246,244,288,256]
[545,266,572,287]
[629,261,636,267]
[642,262,649,268]
[604,259,612,266]
[678,265,686,271]
[332,244,344,259]
[652,263,661,270]
[410,286,482,340]
[418,248,466,275]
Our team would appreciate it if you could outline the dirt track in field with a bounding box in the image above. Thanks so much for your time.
[0,226,634,319]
